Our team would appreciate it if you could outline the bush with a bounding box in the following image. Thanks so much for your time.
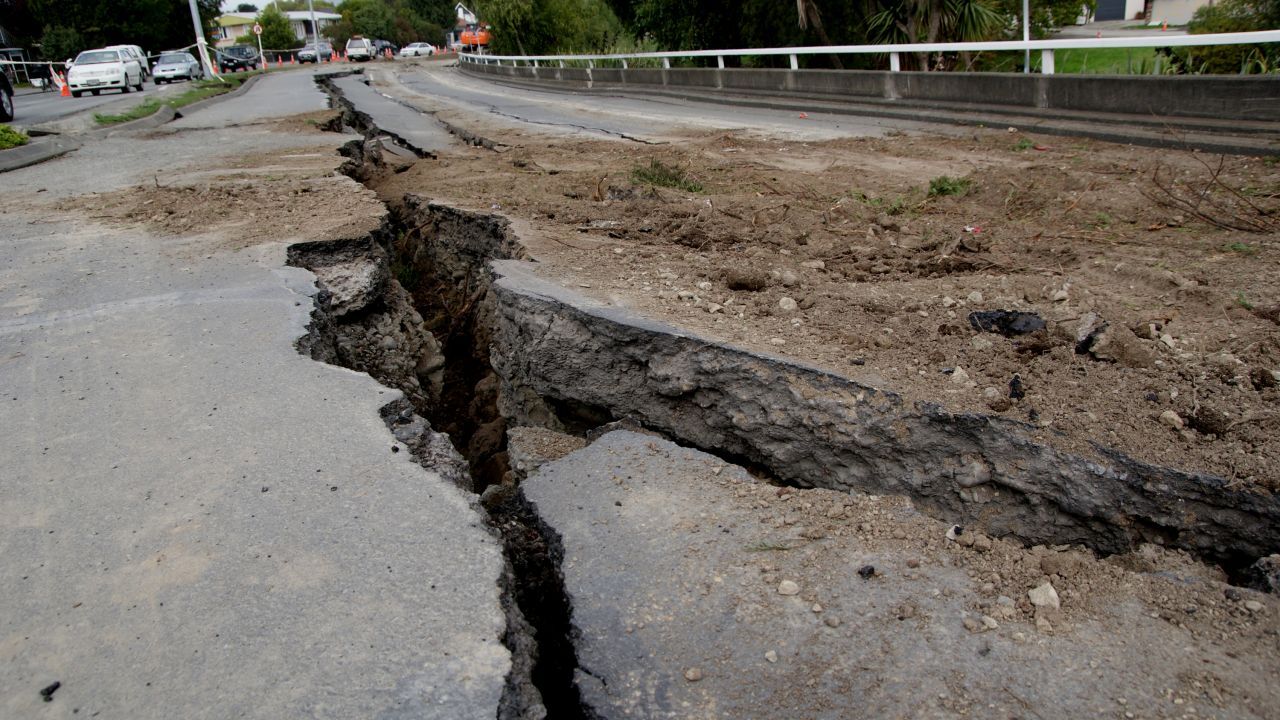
[1178,0,1279,73]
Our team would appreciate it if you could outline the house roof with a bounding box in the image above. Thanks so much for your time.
[284,11,342,21]
[216,13,255,28]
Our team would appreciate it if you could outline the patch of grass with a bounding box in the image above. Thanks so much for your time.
[1236,292,1254,310]
[94,98,163,125]
[1012,137,1034,152]
[1092,211,1113,228]
[632,159,703,192]
[0,124,30,150]
[744,540,792,552]
[852,191,912,216]
[1225,242,1257,255]
[977,47,1160,74]
[927,175,972,198]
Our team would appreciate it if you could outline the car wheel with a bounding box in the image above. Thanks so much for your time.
[91,89,100,96]
[72,90,82,98]
[0,90,12,122]
[121,84,130,93]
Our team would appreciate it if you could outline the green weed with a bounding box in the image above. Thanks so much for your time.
[1012,137,1034,152]
[927,176,971,198]
[1236,292,1254,310]
[1225,242,1257,255]
[0,124,30,150]
[632,159,703,193]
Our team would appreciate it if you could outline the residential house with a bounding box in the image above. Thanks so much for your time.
[214,10,342,47]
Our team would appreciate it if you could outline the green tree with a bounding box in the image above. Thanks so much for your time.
[237,5,302,50]
[236,2,257,11]
[28,0,221,57]
[867,0,1004,69]
[484,0,625,55]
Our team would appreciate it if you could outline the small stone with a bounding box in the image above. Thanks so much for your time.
[1159,333,1176,348]
[801,260,825,270]
[778,297,799,312]
[1051,288,1069,302]
[779,270,800,287]
[962,616,984,633]
[778,580,800,595]
[811,603,823,613]
[950,367,971,386]
[972,534,993,553]
[1159,410,1184,430]
[1244,600,1263,612]
[941,296,957,308]
[896,603,917,620]
[1011,631,1026,642]
[825,505,845,518]
[764,650,778,663]
[707,303,724,314]
[857,565,876,579]
[967,291,984,304]
[658,271,678,281]
[684,667,703,682]
[1028,582,1061,611]
[969,337,993,355]
[824,615,842,628]
[696,281,713,291]
[981,615,1000,630]
[946,525,963,542]
[906,558,920,569]
[769,338,786,346]
[1224,587,1243,601]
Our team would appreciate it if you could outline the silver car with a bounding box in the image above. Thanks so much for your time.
[152,51,202,84]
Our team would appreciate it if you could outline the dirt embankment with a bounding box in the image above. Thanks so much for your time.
[377,127,1280,490]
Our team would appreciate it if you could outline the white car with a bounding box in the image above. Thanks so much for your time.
[399,42,436,57]
[345,37,373,61]
[67,48,144,97]
[105,44,149,77]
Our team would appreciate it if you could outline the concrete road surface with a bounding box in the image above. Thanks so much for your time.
[0,70,514,718]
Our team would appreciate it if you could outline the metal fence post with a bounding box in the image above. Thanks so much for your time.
[662,57,670,69]
[890,52,900,72]
[1040,49,1055,75]
[789,54,799,70]
[717,55,725,69]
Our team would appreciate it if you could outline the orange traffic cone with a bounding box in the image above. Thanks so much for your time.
[1161,21,1168,30]
[59,73,70,97]
[277,57,282,67]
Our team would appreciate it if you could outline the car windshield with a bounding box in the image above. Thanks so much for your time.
[225,47,254,58]
[75,50,120,64]
[159,54,190,64]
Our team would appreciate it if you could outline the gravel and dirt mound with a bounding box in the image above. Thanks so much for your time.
[377,127,1280,489]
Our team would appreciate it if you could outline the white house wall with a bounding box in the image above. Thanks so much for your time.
[1151,0,1210,25]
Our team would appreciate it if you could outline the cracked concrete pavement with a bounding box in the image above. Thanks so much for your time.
[0,70,514,718]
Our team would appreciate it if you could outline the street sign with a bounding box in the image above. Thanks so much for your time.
[253,23,263,36]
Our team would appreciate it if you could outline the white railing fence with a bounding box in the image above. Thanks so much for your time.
[460,30,1280,75]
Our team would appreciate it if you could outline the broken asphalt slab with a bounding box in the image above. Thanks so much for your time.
[326,73,455,157]
[0,70,515,718]
[519,429,1280,719]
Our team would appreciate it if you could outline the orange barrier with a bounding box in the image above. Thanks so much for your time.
[59,73,70,97]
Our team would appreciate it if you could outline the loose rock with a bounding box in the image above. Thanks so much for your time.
[684,667,703,682]
[1028,582,1061,611]
[778,579,800,595]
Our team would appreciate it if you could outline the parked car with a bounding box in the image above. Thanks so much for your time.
[345,36,374,61]
[296,42,333,63]
[217,45,260,73]
[152,51,202,84]
[0,71,13,122]
[67,48,144,96]
[370,39,398,58]
[398,42,436,57]
[105,44,149,78]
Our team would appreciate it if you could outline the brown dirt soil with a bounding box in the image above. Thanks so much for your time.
[377,127,1280,489]
[53,113,384,255]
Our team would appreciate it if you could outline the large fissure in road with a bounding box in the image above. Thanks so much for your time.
[287,80,1280,715]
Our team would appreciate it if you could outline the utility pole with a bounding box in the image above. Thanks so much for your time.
[188,0,221,81]
[1023,0,1031,73]
[307,0,320,47]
